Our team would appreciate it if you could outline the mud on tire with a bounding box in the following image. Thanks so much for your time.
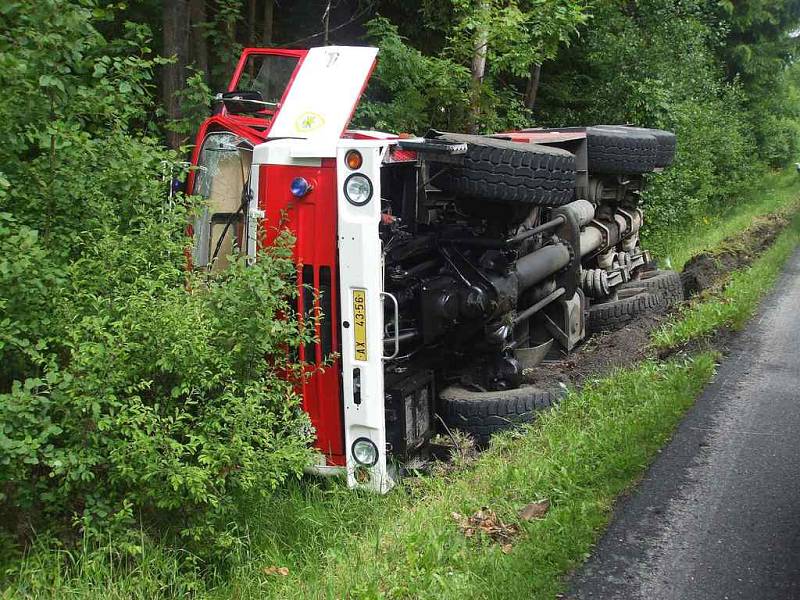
[440,384,562,445]
[585,127,658,175]
[434,133,576,206]
[621,269,683,307]
[587,287,666,334]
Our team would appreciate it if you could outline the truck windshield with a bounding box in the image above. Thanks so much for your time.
[235,54,299,108]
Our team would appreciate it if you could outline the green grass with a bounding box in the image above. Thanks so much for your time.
[644,166,800,271]
[3,354,717,600]
[653,208,800,349]
[5,168,800,600]
[219,355,719,600]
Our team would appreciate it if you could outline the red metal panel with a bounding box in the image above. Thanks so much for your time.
[259,163,345,465]
[496,130,588,144]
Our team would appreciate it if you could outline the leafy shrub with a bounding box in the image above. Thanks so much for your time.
[1,236,312,551]
[535,0,789,243]
[643,89,759,239]
[0,214,64,387]
[0,133,314,554]
[749,110,800,170]
[0,0,312,556]
[165,68,214,146]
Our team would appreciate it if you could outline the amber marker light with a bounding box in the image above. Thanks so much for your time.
[345,149,363,170]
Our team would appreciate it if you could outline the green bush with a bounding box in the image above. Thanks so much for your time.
[0,0,312,556]
[1,237,313,551]
[642,90,759,237]
[535,0,785,242]
[750,113,800,170]
[0,134,314,554]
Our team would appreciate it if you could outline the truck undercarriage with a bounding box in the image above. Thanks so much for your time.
[378,127,675,452]
[188,46,680,491]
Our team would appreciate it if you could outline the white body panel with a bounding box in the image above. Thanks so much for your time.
[247,43,394,492]
[336,140,393,492]
[269,46,378,142]
[252,138,328,164]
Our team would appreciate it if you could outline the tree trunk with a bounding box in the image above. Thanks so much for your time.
[188,0,208,80]
[469,0,490,133]
[163,0,190,149]
[263,0,274,45]
[225,14,236,71]
[524,63,542,111]
[248,0,256,46]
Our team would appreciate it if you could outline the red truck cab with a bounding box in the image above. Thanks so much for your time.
[189,46,400,491]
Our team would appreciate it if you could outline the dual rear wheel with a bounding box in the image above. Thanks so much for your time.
[433,126,677,207]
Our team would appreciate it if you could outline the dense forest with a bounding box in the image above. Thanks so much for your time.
[2,0,800,583]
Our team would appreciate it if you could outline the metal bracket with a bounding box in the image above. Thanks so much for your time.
[380,291,400,360]
[397,138,467,165]
[396,138,468,155]
[616,208,636,237]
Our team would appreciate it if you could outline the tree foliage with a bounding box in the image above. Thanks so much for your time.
[530,0,800,248]
[354,17,473,132]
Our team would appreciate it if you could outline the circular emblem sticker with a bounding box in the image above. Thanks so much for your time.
[294,112,325,133]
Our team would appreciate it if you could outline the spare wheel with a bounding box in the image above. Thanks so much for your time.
[433,132,577,207]
[585,127,658,175]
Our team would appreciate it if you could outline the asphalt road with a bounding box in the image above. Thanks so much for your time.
[568,249,800,600]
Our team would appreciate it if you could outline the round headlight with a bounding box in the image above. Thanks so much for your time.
[344,173,373,206]
[352,437,379,466]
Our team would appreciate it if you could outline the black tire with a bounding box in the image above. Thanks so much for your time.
[440,384,562,444]
[585,127,658,175]
[433,133,576,206]
[587,287,666,333]
[595,125,676,167]
[621,269,683,307]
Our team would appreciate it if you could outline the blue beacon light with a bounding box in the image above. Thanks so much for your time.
[290,177,312,198]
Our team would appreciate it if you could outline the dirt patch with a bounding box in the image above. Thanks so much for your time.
[524,313,668,388]
[525,212,792,390]
[681,213,788,297]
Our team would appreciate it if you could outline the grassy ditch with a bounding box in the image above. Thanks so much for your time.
[645,167,800,270]
[223,355,717,600]
[4,170,800,600]
[653,204,800,349]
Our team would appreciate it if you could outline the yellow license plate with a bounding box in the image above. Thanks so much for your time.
[352,289,368,361]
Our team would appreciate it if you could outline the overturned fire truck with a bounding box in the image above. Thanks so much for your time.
[188,46,681,491]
